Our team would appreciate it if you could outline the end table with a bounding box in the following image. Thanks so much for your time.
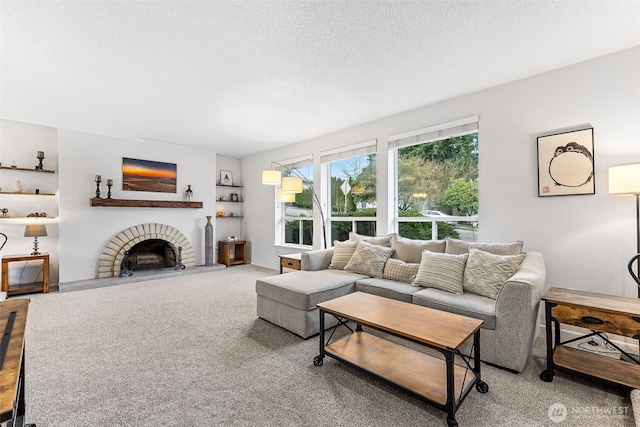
[2,253,50,296]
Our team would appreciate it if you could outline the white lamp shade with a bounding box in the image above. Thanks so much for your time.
[281,176,303,193]
[261,169,281,185]
[24,224,47,237]
[609,162,640,195]
[276,189,296,203]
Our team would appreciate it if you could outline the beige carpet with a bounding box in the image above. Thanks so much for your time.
[18,265,636,426]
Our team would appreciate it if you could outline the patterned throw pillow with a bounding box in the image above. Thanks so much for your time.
[412,251,468,294]
[329,240,359,270]
[344,241,394,278]
[463,248,526,299]
[383,258,420,284]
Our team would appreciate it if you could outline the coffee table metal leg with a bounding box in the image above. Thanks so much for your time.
[314,309,325,366]
[444,351,457,427]
[473,330,488,393]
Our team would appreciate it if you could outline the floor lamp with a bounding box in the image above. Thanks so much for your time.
[262,163,328,249]
[609,162,640,298]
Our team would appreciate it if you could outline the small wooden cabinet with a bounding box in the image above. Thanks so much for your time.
[218,240,247,267]
[2,253,50,296]
[540,287,640,388]
[279,253,302,273]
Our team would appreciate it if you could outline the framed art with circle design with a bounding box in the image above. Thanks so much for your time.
[537,127,595,197]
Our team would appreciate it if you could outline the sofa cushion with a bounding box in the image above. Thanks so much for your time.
[391,234,446,263]
[463,248,526,299]
[412,288,497,330]
[383,258,420,284]
[348,232,392,247]
[255,270,365,310]
[444,238,524,256]
[413,251,468,294]
[329,240,359,270]
[355,278,419,303]
[344,240,394,278]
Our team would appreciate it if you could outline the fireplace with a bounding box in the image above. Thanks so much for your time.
[98,223,195,278]
[125,239,177,271]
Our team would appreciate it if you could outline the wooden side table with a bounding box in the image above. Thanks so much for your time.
[540,287,640,388]
[218,240,247,267]
[2,253,50,296]
[279,253,303,273]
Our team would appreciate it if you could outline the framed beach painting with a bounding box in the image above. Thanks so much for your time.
[537,128,595,197]
[122,157,177,193]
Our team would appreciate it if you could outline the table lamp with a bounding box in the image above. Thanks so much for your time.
[24,224,47,255]
[609,162,640,297]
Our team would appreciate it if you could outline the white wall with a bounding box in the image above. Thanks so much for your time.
[58,130,217,283]
[242,46,640,298]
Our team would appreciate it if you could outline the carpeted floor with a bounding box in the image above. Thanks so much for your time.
[19,265,636,426]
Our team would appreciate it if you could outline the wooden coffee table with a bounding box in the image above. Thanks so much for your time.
[314,292,487,427]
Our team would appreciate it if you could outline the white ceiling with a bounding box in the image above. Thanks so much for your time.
[1,1,639,158]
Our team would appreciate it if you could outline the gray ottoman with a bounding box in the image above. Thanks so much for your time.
[256,270,365,338]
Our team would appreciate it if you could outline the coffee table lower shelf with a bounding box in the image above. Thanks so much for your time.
[324,331,476,406]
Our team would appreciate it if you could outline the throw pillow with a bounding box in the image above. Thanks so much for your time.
[463,248,526,299]
[344,240,394,278]
[412,251,468,294]
[391,234,446,263]
[329,240,359,270]
[382,258,420,284]
[444,238,524,256]
[348,232,392,247]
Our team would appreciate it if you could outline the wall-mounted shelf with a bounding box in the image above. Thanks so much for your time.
[0,166,55,173]
[216,215,243,218]
[90,198,203,209]
[216,184,243,188]
[0,191,56,196]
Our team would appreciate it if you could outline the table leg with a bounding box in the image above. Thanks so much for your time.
[540,301,555,382]
[314,309,325,366]
[445,351,457,427]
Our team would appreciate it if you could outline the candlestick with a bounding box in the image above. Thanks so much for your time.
[95,176,101,198]
[95,175,101,182]
[107,179,113,198]
[35,151,45,170]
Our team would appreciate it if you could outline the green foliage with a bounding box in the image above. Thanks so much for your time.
[443,178,478,216]
[398,210,459,240]
[397,133,478,215]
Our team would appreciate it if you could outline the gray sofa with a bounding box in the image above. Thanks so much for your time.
[256,234,546,372]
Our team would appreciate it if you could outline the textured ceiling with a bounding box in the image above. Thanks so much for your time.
[1,1,639,157]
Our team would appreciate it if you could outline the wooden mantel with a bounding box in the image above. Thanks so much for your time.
[90,198,203,209]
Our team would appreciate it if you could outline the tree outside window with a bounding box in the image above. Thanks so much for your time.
[397,134,478,240]
[329,154,377,241]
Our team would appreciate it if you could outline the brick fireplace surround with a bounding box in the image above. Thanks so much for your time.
[98,223,195,278]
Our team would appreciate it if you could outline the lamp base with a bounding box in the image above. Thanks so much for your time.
[31,237,41,256]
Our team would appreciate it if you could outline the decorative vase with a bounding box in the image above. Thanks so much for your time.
[185,185,193,201]
[205,216,213,266]
[13,180,22,193]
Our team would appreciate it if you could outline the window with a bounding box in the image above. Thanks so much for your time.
[282,164,314,246]
[390,117,479,242]
[321,141,377,242]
